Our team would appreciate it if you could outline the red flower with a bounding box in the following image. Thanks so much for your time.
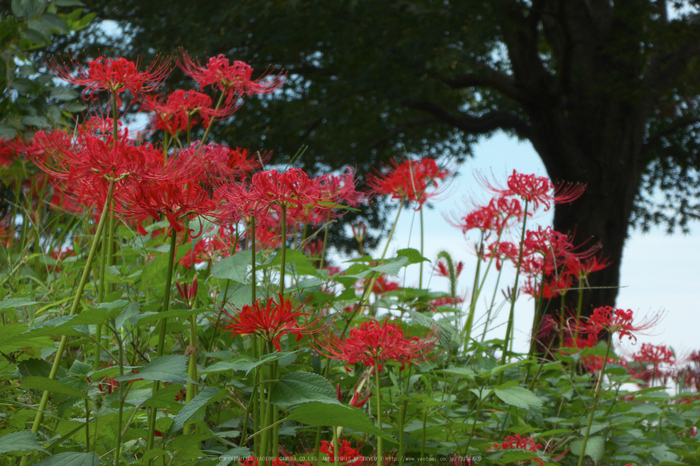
[222,294,321,351]
[574,306,660,344]
[434,259,464,278]
[315,319,436,372]
[143,89,220,135]
[320,440,364,465]
[489,434,544,466]
[454,196,524,238]
[480,170,585,212]
[633,343,675,366]
[50,55,171,105]
[180,53,285,103]
[367,158,451,208]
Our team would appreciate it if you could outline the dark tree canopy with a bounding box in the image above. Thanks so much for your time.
[63,0,700,314]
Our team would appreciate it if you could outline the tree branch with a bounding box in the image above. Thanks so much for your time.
[443,64,527,103]
[645,115,700,149]
[401,99,532,140]
[643,38,700,101]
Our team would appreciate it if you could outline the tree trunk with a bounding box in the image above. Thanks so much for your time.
[527,101,647,317]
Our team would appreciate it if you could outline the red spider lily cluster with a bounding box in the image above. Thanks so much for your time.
[366,157,451,208]
[315,319,436,372]
[320,440,364,465]
[222,294,323,352]
[489,434,544,466]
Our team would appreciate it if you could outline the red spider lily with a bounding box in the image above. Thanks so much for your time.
[320,440,364,465]
[583,354,629,373]
[371,276,400,295]
[143,89,219,135]
[49,55,171,106]
[315,319,436,372]
[479,169,586,212]
[351,221,367,243]
[180,226,238,268]
[573,306,661,344]
[116,150,217,233]
[180,53,285,103]
[290,169,366,226]
[336,383,372,408]
[522,274,574,299]
[221,294,322,352]
[30,129,165,209]
[483,240,520,271]
[453,196,524,238]
[366,158,451,208]
[181,143,264,188]
[489,434,544,466]
[633,343,675,366]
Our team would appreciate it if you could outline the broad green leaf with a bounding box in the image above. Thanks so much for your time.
[651,444,679,462]
[286,402,396,443]
[114,355,191,384]
[21,376,88,400]
[396,248,429,264]
[0,430,46,453]
[487,450,545,465]
[493,385,543,410]
[218,447,252,466]
[228,352,296,375]
[369,256,409,275]
[265,249,317,276]
[440,367,476,379]
[11,0,48,19]
[211,250,252,282]
[570,436,605,462]
[0,298,37,312]
[270,372,340,409]
[171,386,224,432]
[35,452,99,466]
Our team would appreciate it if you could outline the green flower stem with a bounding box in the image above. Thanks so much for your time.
[331,426,340,466]
[418,206,424,289]
[319,214,331,270]
[146,228,179,457]
[375,368,383,466]
[280,204,287,295]
[21,178,116,466]
[498,200,529,385]
[363,202,404,313]
[420,408,427,466]
[480,265,504,343]
[462,238,483,349]
[577,337,613,466]
[251,217,257,304]
[114,323,126,466]
[184,313,199,435]
[398,403,405,466]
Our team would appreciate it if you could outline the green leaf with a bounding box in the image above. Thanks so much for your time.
[270,372,340,409]
[369,256,409,276]
[0,430,46,454]
[439,367,476,379]
[21,376,88,400]
[55,0,84,5]
[114,355,191,384]
[170,386,224,432]
[651,444,679,463]
[218,447,252,466]
[0,298,37,312]
[35,452,99,466]
[286,402,396,443]
[227,352,296,375]
[493,385,543,411]
[11,0,48,19]
[266,249,317,276]
[211,250,252,282]
[570,436,605,462]
[396,248,429,264]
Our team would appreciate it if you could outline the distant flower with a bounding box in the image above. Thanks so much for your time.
[454,196,524,238]
[367,158,451,208]
[489,434,544,466]
[574,306,660,344]
[479,169,585,212]
[315,319,436,372]
[180,53,285,104]
[320,440,364,465]
[50,55,171,105]
[222,294,321,351]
